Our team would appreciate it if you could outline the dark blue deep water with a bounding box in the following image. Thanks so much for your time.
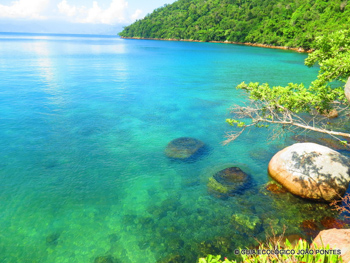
[0,33,336,263]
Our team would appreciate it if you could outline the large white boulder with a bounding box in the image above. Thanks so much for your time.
[268,143,350,201]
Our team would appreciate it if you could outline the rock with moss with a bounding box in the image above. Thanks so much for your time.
[207,167,251,199]
[165,137,205,160]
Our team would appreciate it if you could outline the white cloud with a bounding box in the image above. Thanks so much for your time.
[0,0,143,27]
[0,0,49,19]
[131,9,142,21]
[57,0,131,25]
[57,0,77,17]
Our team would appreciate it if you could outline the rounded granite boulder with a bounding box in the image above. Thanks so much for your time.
[207,167,251,199]
[268,142,350,202]
[165,137,205,160]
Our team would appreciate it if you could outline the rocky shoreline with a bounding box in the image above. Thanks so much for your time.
[162,135,350,262]
[120,36,312,53]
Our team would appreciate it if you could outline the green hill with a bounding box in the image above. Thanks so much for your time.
[119,0,350,49]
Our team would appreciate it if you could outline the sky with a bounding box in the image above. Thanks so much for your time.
[0,0,176,34]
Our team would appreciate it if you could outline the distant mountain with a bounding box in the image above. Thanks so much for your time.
[0,19,125,35]
[119,0,350,48]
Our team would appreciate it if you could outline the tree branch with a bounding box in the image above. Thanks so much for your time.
[257,118,350,138]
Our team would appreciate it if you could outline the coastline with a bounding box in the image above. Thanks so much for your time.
[120,36,312,53]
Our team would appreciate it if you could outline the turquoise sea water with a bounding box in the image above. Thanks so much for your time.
[0,33,342,263]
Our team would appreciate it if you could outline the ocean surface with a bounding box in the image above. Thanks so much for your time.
[0,33,341,263]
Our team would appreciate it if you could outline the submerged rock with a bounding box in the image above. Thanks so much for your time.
[300,219,320,238]
[197,240,223,257]
[156,254,186,263]
[108,233,120,243]
[323,109,338,119]
[320,216,348,229]
[94,255,115,263]
[265,182,287,194]
[165,137,205,160]
[207,167,251,199]
[46,232,60,246]
[268,143,350,201]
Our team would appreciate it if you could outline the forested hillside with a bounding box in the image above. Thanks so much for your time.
[119,0,350,48]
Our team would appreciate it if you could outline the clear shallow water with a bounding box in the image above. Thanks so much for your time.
[0,33,341,263]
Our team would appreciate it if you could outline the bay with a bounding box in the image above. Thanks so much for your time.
[0,33,332,263]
